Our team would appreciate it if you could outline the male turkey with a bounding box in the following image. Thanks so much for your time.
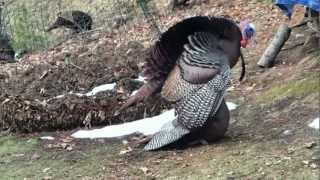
[118,16,255,150]
[46,10,92,33]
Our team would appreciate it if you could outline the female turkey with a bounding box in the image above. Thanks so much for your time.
[118,16,255,150]
[0,35,15,62]
[46,10,92,33]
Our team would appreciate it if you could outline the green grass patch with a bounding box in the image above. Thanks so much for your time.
[0,135,38,156]
[258,74,320,104]
[0,135,121,179]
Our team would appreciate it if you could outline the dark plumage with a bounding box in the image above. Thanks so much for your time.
[118,16,245,150]
[120,16,243,111]
[0,36,15,62]
[46,10,92,33]
[171,0,189,9]
[142,16,242,80]
[170,0,208,10]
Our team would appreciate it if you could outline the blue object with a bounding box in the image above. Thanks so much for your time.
[244,25,255,39]
[275,0,320,18]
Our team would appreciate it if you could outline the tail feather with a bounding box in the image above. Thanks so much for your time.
[119,16,242,112]
[144,119,190,150]
[142,16,241,82]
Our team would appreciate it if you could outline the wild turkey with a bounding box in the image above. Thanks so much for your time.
[45,10,92,33]
[118,16,255,150]
[0,35,15,62]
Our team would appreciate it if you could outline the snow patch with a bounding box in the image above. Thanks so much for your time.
[46,83,116,101]
[84,83,116,96]
[40,136,55,140]
[72,101,238,139]
[308,118,319,129]
[227,86,235,92]
[54,95,65,99]
[134,76,147,83]
[282,130,292,136]
[72,109,176,139]
[226,102,238,111]
[130,90,138,96]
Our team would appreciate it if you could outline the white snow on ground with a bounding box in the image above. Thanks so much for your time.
[71,109,176,139]
[40,136,55,140]
[227,86,235,92]
[46,83,116,101]
[84,83,116,96]
[308,117,319,129]
[54,95,65,99]
[134,76,147,83]
[130,90,138,96]
[72,101,238,139]
[226,102,238,111]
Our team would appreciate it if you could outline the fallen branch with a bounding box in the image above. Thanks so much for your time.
[257,24,291,68]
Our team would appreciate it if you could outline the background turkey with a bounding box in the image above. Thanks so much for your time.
[117,16,255,150]
[0,35,15,62]
[45,10,93,34]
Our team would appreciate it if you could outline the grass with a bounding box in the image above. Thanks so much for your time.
[0,135,121,180]
[0,135,38,156]
[1,0,142,53]
[258,74,320,104]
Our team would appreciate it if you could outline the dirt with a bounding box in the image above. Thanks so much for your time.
[0,0,319,179]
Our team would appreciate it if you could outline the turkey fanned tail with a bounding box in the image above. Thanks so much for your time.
[144,32,231,151]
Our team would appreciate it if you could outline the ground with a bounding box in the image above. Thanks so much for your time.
[0,0,319,179]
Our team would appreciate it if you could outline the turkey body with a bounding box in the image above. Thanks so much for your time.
[119,16,243,150]
[46,10,92,33]
[0,36,15,62]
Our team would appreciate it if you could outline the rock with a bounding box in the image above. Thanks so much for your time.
[304,142,317,149]
[311,149,320,161]
[302,160,309,165]
[30,153,41,161]
[310,163,318,169]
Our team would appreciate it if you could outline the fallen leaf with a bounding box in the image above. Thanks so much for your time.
[66,146,73,151]
[13,154,25,157]
[139,166,151,175]
[61,137,74,143]
[42,168,51,173]
[310,163,318,169]
[119,147,133,155]
[30,153,41,161]
[42,176,52,180]
[304,142,316,149]
[302,160,309,165]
